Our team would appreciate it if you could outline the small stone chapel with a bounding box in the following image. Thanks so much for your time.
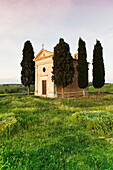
[33,48,88,98]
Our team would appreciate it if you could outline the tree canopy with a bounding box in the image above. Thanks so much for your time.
[21,40,35,95]
[92,40,105,94]
[52,38,74,97]
[78,38,88,96]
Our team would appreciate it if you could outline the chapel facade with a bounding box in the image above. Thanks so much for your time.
[33,49,88,98]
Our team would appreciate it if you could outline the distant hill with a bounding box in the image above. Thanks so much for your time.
[0,83,113,95]
[0,84,35,94]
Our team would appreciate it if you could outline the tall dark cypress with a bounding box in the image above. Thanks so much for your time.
[78,38,88,96]
[93,40,105,95]
[20,40,35,95]
[52,38,74,98]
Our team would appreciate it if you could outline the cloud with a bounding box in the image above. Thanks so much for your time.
[0,77,20,84]
[0,0,72,20]
[0,0,113,83]
[0,0,73,40]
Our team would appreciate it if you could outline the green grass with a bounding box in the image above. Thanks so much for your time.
[0,94,113,169]
[89,83,113,94]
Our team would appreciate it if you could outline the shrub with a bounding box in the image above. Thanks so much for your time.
[5,87,22,94]
[0,90,4,94]
[74,111,113,134]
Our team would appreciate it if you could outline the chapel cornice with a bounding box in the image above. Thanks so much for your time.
[33,49,53,61]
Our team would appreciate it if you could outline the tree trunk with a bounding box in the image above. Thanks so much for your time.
[98,88,100,95]
[28,85,30,95]
[83,89,85,96]
[62,87,64,98]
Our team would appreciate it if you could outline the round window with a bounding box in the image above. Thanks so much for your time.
[43,67,46,72]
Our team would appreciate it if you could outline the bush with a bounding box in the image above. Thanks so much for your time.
[74,111,113,135]
[5,87,22,94]
[0,90,4,94]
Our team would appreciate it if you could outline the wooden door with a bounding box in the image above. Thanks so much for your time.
[42,80,46,95]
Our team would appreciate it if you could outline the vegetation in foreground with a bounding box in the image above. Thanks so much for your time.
[0,94,113,169]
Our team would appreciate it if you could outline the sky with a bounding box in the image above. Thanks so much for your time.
[0,0,113,84]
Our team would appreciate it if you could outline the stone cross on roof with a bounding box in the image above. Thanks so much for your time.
[42,43,44,49]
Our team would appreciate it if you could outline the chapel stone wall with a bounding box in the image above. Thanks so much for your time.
[57,60,88,97]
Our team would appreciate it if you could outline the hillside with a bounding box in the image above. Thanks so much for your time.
[0,94,113,169]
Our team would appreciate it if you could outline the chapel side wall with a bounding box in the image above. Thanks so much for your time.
[57,60,88,97]
[35,63,38,95]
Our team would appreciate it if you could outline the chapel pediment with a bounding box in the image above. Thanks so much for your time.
[33,49,53,61]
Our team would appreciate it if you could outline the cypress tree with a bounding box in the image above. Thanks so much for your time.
[52,38,74,98]
[20,40,35,95]
[78,38,88,96]
[92,40,105,95]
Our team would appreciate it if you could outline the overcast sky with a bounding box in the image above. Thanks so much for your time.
[0,0,113,84]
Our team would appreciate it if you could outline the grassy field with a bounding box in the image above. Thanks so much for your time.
[89,83,113,94]
[0,93,113,169]
[0,83,113,95]
[0,84,35,94]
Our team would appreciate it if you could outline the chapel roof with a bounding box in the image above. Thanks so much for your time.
[34,49,78,62]
[33,49,54,61]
